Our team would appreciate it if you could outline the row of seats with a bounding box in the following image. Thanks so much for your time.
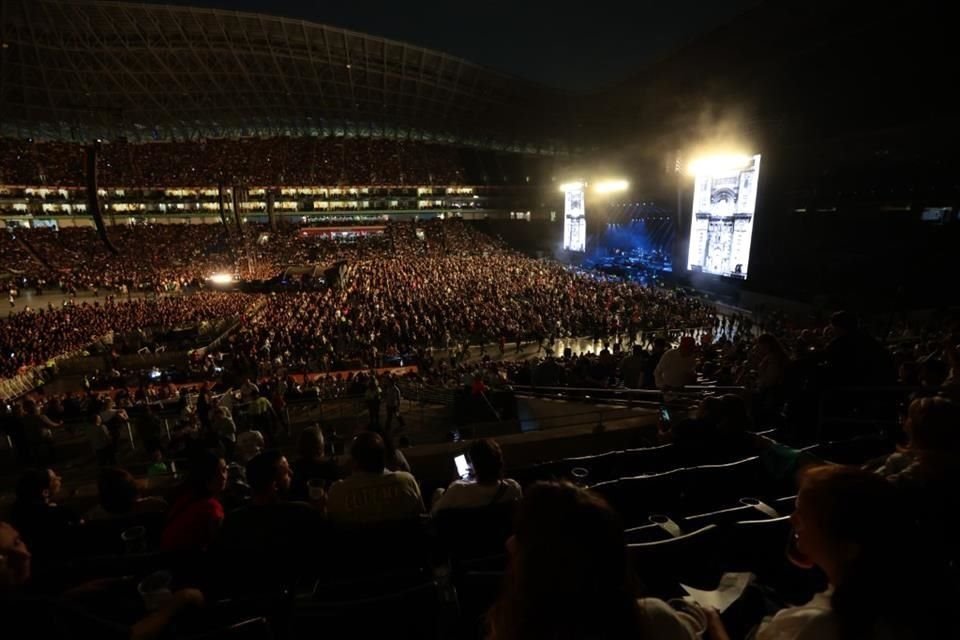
[509,430,892,497]
[508,427,792,489]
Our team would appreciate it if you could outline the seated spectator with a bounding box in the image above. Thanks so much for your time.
[654,336,698,389]
[290,425,341,501]
[146,449,170,477]
[873,396,960,489]
[486,481,700,639]
[8,468,80,569]
[710,465,949,640]
[84,468,167,520]
[823,311,896,387]
[871,396,960,559]
[755,333,790,391]
[431,438,521,513]
[218,450,322,553]
[666,394,757,463]
[384,432,412,473]
[0,520,206,640]
[326,432,424,525]
[160,450,227,552]
[235,429,265,464]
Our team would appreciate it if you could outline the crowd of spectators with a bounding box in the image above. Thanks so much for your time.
[0,138,555,189]
[227,248,711,380]
[1,384,956,639]
[0,217,957,639]
[3,219,486,292]
[0,293,255,378]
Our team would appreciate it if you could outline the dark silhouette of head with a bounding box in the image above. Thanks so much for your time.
[97,467,139,515]
[351,432,386,474]
[487,481,641,640]
[469,438,505,484]
[298,425,325,461]
[830,311,858,336]
[245,449,292,499]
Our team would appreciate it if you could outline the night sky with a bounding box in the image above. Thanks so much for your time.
[144,0,760,91]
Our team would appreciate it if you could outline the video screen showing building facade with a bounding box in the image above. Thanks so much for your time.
[686,154,762,279]
[563,185,586,252]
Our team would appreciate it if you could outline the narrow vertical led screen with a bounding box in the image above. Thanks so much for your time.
[687,154,761,279]
[563,184,586,252]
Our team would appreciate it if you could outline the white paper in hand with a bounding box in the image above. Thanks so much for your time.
[679,572,754,613]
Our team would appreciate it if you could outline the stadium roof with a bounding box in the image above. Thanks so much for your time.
[0,0,579,152]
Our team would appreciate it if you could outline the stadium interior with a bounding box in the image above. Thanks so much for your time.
[0,0,957,638]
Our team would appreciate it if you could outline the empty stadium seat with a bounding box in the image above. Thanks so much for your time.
[318,517,434,583]
[628,524,724,596]
[70,511,166,558]
[623,514,686,544]
[614,444,678,477]
[511,449,622,488]
[293,578,442,640]
[590,468,687,527]
[433,501,517,564]
[683,497,784,529]
[682,456,772,513]
[181,617,275,640]
[453,566,505,640]
[806,434,893,465]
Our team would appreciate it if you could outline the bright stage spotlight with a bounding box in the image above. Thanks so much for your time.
[558,181,585,193]
[208,273,235,285]
[593,179,629,194]
[687,154,751,177]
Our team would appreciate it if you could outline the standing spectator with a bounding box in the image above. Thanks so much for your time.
[642,337,668,389]
[619,345,645,389]
[384,375,403,435]
[238,378,259,402]
[22,401,61,465]
[86,414,115,467]
[364,378,382,432]
[654,336,698,389]
[211,407,237,460]
[98,399,129,452]
[248,392,277,445]
[137,403,165,456]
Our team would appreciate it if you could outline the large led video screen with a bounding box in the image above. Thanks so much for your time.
[686,154,762,280]
[563,185,586,252]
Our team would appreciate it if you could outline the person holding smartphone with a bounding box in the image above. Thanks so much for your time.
[431,439,521,514]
